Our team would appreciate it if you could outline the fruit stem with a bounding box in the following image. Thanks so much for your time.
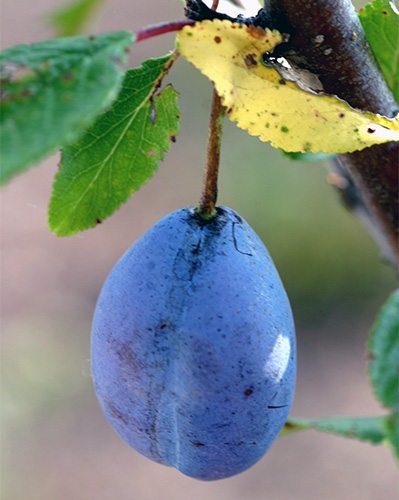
[136,20,195,42]
[198,88,226,219]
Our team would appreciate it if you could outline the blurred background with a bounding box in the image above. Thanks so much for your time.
[1,1,398,499]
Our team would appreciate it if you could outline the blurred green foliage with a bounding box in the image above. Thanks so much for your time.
[46,0,105,37]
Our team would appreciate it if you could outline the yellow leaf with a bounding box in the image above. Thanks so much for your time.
[176,20,399,154]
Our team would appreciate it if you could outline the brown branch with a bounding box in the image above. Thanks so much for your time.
[136,20,195,42]
[263,0,399,266]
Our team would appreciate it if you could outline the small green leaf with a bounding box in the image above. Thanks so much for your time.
[281,151,337,162]
[281,416,389,445]
[359,0,399,100]
[383,411,399,459]
[368,289,399,409]
[48,55,180,236]
[46,0,105,37]
[0,31,134,184]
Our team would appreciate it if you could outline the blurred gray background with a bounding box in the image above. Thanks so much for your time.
[1,1,398,499]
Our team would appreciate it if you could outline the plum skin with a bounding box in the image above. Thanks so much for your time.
[91,206,296,480]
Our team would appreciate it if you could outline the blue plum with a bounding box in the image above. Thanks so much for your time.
[91,206,296,480]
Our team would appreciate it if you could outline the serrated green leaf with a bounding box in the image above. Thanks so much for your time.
[0,31,134,184]
[359,0,399,101]
[281,416,389,445]
[368,290,399,409]
[48,55,180,236]
[383,411,399,459]
[46,0,105,37]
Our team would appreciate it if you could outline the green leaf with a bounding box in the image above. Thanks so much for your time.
[46,0,105,37]
[368,289,399,409]
[48,55,180,236]
[281,416,389,445]
[0,31,134,185]
[359,0,399,101]
[383,412,399,459]
[282,151,337,162]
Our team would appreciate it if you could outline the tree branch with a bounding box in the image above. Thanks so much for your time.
[263,0,399,265]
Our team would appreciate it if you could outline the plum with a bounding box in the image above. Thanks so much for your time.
[91,206,296,480]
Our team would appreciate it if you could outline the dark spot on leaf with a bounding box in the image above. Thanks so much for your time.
[95,218,102,224]
[244,53,258,68]
[190,441,205,447]
[214,36,221,44]
[367,127,376,134]
[281,125,289,133]
[170,135,176,143]
[20,88,33,98]
[63,72,74,82]
[382,10,388,14]
[279,79,286,85]
[339,113,345,118]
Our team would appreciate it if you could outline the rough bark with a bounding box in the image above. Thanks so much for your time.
[264,0,399,265]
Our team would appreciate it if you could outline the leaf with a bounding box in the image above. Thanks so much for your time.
[0,31,134,185]
[368,289,399,409]
[359,0,399,101]
[383,412,399,459]
[282,151,337,162]
[281,416,389,445]
[176,20,399,154]
[46,0,105,37]
[48,55,180,236]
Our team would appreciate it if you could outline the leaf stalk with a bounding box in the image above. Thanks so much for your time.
[136,20,195,42]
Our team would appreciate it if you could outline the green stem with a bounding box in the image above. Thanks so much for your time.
[198,88,226,219]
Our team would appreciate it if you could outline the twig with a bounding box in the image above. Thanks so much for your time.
[264,0,399,266]
[198,89,226,218]
[136,20,195,42]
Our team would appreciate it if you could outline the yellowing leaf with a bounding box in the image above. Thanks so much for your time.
[176,20,399,154]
